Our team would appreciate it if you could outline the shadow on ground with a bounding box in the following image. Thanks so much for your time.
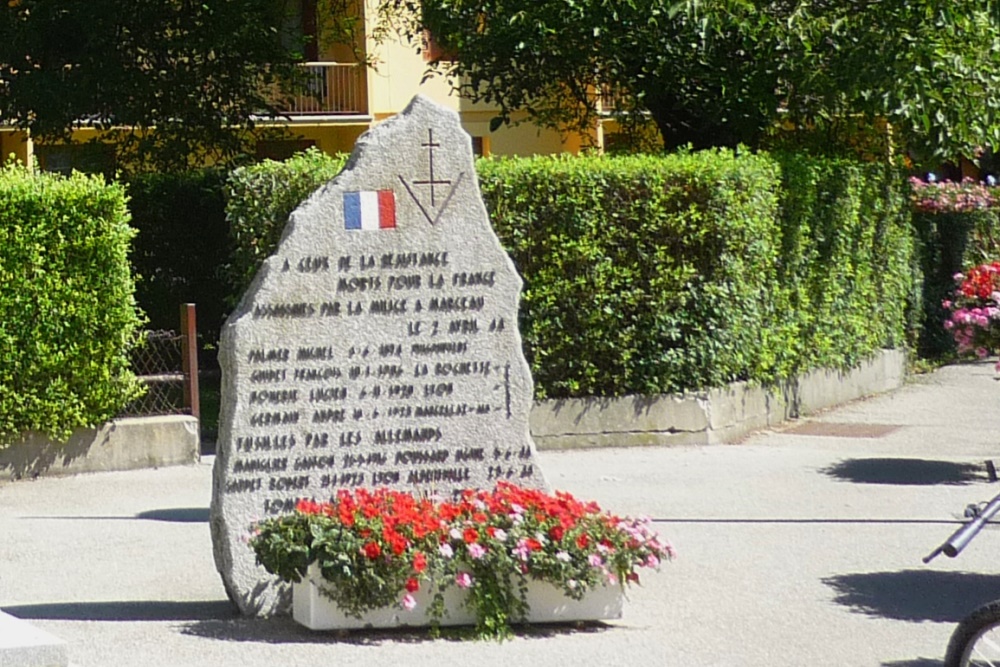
[136,507,209,522]
[881,660,942,667]
[824,570,1000,622]
[19,507,209,523]
[821,458,984,485]
[180,616,612,645]
[2,600,234,622]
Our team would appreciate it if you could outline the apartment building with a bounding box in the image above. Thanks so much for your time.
[0,0,604,173]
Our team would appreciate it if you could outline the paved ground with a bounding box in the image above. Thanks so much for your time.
[5,361,1000,666]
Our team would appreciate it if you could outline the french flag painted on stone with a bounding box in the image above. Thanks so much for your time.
[343,190,396,230]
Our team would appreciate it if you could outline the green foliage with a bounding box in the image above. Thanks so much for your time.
[127,169,230,346]
[772,154,915,371]
[479,151,785,397]
[224,148,348,301]
[380,0,1000,161]
[0,0,301,172]
[480,151,914,398]
[0,163,143,441]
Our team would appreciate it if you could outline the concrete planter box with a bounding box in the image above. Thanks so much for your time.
[292,564,624,630]
[530,349,907,449]
[0,415,200,480]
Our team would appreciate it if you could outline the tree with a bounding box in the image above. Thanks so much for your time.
[0,0,303,172]
[379,0,1000,161]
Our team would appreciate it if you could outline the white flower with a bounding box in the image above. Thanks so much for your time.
[556,551,571,562]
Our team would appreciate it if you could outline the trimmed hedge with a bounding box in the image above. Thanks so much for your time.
[224,148,348,300]
[127,169,230,347]
[481,152,913,398]
[222,148,915,399]
[0,164,142,440]
[480,152,787,396]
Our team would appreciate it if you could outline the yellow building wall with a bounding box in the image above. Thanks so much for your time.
[0,129,32,164]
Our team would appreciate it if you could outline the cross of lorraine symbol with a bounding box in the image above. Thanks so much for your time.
[399,129,466,225]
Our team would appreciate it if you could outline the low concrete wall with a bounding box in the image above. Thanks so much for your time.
[530,349,907,449]
[0,415,200,480]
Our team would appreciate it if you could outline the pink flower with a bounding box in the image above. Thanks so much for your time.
[456,572,473,589]
[438,543,454,559]
[468,543,486,559]
[588,554,604,568]
[977,347,989,359]
[645,554,661,568]
[401,593,417,611]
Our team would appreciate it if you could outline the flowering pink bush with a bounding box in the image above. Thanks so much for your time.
[943,262,1000,365]
[910,177,996,213]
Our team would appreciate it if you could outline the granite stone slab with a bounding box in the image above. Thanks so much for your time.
[210,95,548,616]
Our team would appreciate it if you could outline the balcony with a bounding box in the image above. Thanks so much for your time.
[276,62,368,117]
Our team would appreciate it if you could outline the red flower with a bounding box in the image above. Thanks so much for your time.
[412,552,427,573]
[576,534,591,549]
[549,525,565,542]
[296,499,321,515]
[405,578,420,593]
[463,527,479,544]
[362,541,381,559]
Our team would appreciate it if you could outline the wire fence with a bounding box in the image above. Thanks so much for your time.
[118,330,188,417]
[117,304,200,419]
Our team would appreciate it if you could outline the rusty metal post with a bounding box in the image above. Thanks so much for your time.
[180,303,200,421]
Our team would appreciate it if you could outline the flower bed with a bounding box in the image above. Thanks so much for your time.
[250,482,672,639]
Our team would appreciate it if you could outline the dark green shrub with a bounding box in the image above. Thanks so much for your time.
[0,163,143,440]
[911,208,1000,357]
[224,148,348,300]
[127,168,230,347]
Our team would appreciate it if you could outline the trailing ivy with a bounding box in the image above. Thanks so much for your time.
[0,163,143,441]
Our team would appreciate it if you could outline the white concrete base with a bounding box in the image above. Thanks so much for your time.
[292,564,624,630]
[0,611,67,667]
[0,415,200,479]
[530,348,907,449]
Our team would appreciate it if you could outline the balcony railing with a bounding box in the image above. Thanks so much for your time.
[277,62,368,116]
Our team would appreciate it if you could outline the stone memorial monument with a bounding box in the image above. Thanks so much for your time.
[210,95,549,616]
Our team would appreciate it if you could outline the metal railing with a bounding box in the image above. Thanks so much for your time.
[279,62,368,116]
